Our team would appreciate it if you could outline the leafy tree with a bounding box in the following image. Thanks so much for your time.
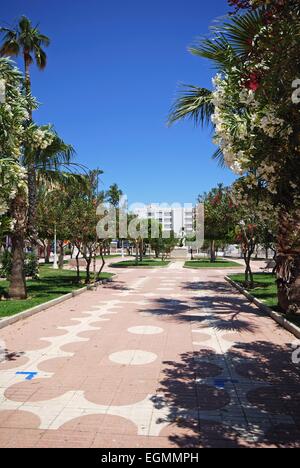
[231,178,278,286]
[105,183,123,208]
[198,185,236,262]
[0,59,28,298]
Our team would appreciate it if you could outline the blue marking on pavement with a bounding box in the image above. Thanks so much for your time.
[214,379,239,389]
[16,372,38,381]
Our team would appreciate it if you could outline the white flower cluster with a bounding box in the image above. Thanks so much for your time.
[0,59,29,159]
[257,112,285,138]
[211,63,297,202]
[0,79,5,103]
[0,159,27,218]
[27,127,55,150]
[211,75,251,175]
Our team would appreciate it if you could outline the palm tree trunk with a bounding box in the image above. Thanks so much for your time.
[24,53,39,255]
[27,155,38,252]
[276,209,300,314]
[24,53,32,118]
[8,193,27,299]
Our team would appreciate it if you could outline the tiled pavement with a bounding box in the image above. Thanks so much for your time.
[0,261,300,448]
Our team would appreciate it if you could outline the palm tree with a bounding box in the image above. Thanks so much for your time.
[0,16,50,113]
[0,16,50,249]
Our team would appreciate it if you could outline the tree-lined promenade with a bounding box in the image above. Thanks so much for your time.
[0,0,300,450]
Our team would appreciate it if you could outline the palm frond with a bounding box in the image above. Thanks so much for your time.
[34,47,47,69]
[189,35,235,69]
[168,85,214,127]
[222,10,264,57]
[37,169,89,190]
[212,147,225,168]
[37,34,50,47]
[0,16,50,69]
[35,135,75,169]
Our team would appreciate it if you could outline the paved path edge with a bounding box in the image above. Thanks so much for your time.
[0,278,113,331]
[225,276,300,340]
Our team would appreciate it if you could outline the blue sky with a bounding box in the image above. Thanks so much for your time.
[1,0,236,205]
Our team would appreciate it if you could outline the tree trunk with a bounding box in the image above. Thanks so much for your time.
[45,241,51,264]
[244,251,254,288]
[97,245,106,280]
[24,53,32,113]
[8,193,27,299]
[139,240,143,262]
[85,257,92,284]
[210,240,216,263]
[27,153,38,252]
[23,54,39,257]
[75,248,80,282]
[276,209,300,314]
[58,241,64,269]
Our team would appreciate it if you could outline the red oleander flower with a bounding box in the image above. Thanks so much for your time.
[245,73,260,91]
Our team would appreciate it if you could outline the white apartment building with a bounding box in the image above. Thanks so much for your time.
[133,204,195,237]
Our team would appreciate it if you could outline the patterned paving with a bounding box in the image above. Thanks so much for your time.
[0,261,300,448]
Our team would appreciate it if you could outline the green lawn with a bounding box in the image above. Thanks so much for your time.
[96,254,121,259]
[229,273,300,328]
[111,259,170,268]
[0,265,113,318]
[185,258,242,269]
[229,273,278,308]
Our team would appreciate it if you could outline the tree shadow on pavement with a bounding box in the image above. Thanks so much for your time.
[151,342,300,448]
[102,281,131,292]
[139,280,261,333]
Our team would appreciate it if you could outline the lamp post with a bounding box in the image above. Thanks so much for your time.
[53,224,58,269]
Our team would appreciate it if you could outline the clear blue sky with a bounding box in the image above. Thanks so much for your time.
[1,0,236,205]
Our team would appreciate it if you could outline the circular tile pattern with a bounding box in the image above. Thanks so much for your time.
[109,350,157,365]
[128,326,163,335]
